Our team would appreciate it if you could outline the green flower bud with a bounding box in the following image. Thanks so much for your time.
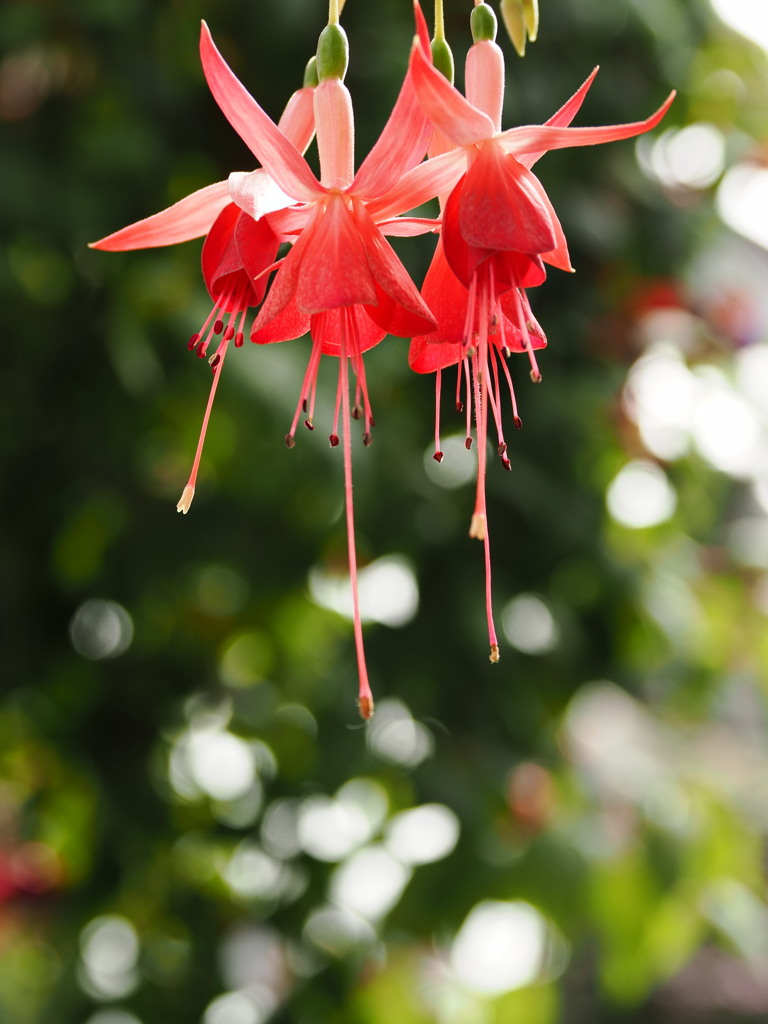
[316,22,348,82]
[303,55,319,88]
[500,0,526,56]
[523,0,539,41]
[431,36,455,83]
[470,2,498,43]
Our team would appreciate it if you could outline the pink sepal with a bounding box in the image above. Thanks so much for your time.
[199,22,322,203]
[90,180,230,251]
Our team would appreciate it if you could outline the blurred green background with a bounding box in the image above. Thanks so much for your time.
[3,0,768,1021]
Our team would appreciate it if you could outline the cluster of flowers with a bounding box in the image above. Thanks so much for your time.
[92,1,673,719]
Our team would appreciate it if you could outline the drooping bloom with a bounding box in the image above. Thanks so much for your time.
[405,3,675,662]
[90,76,317,513]
[194,16,443,719]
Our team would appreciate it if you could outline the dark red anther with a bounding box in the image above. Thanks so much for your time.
[369,417,376,429]
[235,332,244,348]
[514,416,523,430]
[188,334,199,351]
[196,340,206,358]
[363,432,372,447]
[433,451,444,463]
[210,354,221,370]
[498,442,507,457]
[224,324,235,341]
[285,434,296,449]
[304,419,314,431]
[465,437,473,451]
[502,456,512,471]
[329,434,340,448]
[302,399,308,413]
[351,404,362,421]
[213,319,224,335]
[456,401,464,414]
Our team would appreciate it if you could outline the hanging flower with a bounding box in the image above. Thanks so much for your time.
[90,76,318,513]
[406,1,675,663]
[194,14,443,719]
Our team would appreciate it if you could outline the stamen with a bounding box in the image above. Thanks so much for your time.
[464,358,473,442]
[188,334,199,351]
[288,336,323,440]
[338,310,374,721]
[177,336,231,514]
[329,434,340,448]
[455,361,464,414]
[285,434,296,449]
[434,368,444,463]
[514,288,542,382]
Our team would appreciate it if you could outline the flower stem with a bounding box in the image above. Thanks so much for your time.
[434,0,446,40]
[328,0,340,25]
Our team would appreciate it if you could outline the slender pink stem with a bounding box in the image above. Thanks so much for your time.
[339,312,374,720]
[177,338,230,513]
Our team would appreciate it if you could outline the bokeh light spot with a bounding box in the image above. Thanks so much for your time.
[385,804,460,865]
[606,460,677,528]
[69,598,134,660]
[501,594,559,655]
[450,901,548,996]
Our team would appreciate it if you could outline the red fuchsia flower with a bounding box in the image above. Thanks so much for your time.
[405,1,675,663]
[194,14,443,719]
[90,77,317,514]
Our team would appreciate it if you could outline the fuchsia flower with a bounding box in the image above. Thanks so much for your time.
[405,4,674,662]
[194,17,443,719]
[91,81,317,513]
[93,13,441,720]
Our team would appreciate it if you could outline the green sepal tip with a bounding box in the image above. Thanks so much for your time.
[303,55,319,88]
[431,37,454,83]
[316,23,349,81]
[470,2,498,43]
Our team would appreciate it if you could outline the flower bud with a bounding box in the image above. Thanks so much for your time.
[470,2,497,43]
[500,0,526,56]
[316,22,348,81]
[431,36,455,83]
[523,0,539,41]
[303,55,319,88]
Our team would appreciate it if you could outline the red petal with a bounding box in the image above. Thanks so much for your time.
[353,200,436,336]
[201,204,251,310]
[409,240,467,372]
[459,143,556,254]
[251,292,309,344]
[251,208,318,334]
[90,180,230,251]
[235,213,280,304]
[311,308,385,356]
[296,195,378,313]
